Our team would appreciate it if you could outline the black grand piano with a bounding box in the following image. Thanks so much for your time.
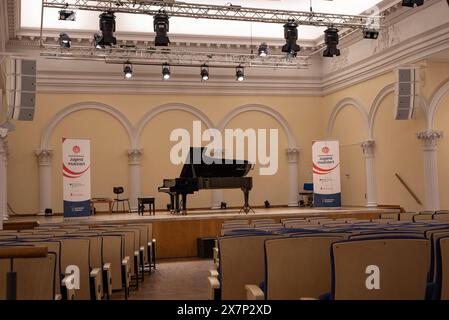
[158,147,254,215]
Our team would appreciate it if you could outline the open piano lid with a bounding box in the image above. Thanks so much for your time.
[179,147,252,178]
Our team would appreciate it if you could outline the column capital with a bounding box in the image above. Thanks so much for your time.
[416,130,443,150]
[360,140,375,157]
[35,149,53,166]
[286,148,299,163]
[128,148,143,165]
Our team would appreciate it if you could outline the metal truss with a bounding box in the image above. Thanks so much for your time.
[39,43,311,69]
[42,0,382,29]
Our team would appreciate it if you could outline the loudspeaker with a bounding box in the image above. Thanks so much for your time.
[395,67,419,120]
[5,58,36,121]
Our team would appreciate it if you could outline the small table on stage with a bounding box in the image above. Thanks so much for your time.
[91,197,113,214]
[138,197,156,216]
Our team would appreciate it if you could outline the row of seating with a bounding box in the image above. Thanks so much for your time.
[0,223,157,300]
[209,217,449,300]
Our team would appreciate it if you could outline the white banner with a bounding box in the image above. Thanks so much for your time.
[312,140,341,207]
[62,138,91,217]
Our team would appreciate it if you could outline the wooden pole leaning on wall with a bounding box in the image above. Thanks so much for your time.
[0,246,48,300]
[395,173,423,205]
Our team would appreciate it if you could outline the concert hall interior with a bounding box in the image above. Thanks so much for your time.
[1,0,449,303]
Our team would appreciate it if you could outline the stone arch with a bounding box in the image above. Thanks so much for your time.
[428,79,449,130]
[40,101,134,150]
[218,104,298,149]
[326,97,370,139]
[135,103,214,147]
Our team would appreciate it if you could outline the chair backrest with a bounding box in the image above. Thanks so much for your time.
[101,235,123,291]
[127,224,149,263]
[439,237,449,300]
[413,214,433,222]
[218,235,276,300]
[331,238,430,300]
[399,212,415,221]
[434,214,449,222]
[380,213,399,220]
[58,238,91,300]
[251,219,275,225]
[14,252,57,300]
[113,186,124,197]
[264,236,343,300]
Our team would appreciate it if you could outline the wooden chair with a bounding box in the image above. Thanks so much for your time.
[331,238,430,300]
[245,235,344,300]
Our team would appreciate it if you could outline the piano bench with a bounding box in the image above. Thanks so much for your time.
[138,197,156,216]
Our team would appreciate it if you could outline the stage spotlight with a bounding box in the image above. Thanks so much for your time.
[59,10,76,21]
[162,63,170,80]
[235,66,244,81]
[281,18,301,58]
[154,11,170,46]
[323,27,341,58]
[123,63,133,79]
[402,0,424,7]
[96,11,117,48]
[258,42,268,57]
[363,28,379,39]
[201,65,209,81]
[59,33,71,48]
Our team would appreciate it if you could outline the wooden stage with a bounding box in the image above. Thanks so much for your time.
[8,206,399,259]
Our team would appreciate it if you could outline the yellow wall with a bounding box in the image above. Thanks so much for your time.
[7,94,324,214]
[6,60,449,214]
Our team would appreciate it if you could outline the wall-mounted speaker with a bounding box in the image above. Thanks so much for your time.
[5,58,36,121]
[395,67,419,120]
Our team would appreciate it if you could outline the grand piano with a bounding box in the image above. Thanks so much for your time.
[158,147,254,215]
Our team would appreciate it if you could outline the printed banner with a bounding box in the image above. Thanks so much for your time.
[63,138,91,217]
[312,140,341,208]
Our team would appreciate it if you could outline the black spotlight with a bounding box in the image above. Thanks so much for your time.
[123,63,132,79]
[96,11,116,48]
[162,63,170,80]
[402,0,424,7]
[235,66,244,82]
[258,42,268,57]
[323,27,340,57]
[220,202,227,210]
[264,200,271,208]
[154,11,170,46]
[281,18,301,58]
[201,65,209,81]
[59,10,76,21]
[59,33,71,48]
[363,28,379,39]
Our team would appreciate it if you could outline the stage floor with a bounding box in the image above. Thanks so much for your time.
[8,206,398,227]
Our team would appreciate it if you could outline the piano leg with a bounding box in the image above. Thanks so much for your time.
[240,188,254,214]
[175,193,180,214]
[181,193,187,215]
[169,194,175,214]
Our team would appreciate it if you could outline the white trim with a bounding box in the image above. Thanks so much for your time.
[327,97,369,139]
[135,103,215,148]
[368,83,395,140]
[40,101,135,150]
[218,104,298,149]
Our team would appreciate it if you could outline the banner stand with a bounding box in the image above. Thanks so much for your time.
[62,138,92,218]
[312,140,342,208]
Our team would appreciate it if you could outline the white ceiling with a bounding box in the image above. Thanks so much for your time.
[20,0,383,41]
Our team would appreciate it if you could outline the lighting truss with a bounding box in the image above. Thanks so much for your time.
[39,43,311,69]
[41,0,382,29]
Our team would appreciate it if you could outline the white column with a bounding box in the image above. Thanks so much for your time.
[0,137,8,226]
[361,140,378,207]
[417,130,443,212]
[128,149,143,212]
[287,148,300,207]
[35,149,53,215]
